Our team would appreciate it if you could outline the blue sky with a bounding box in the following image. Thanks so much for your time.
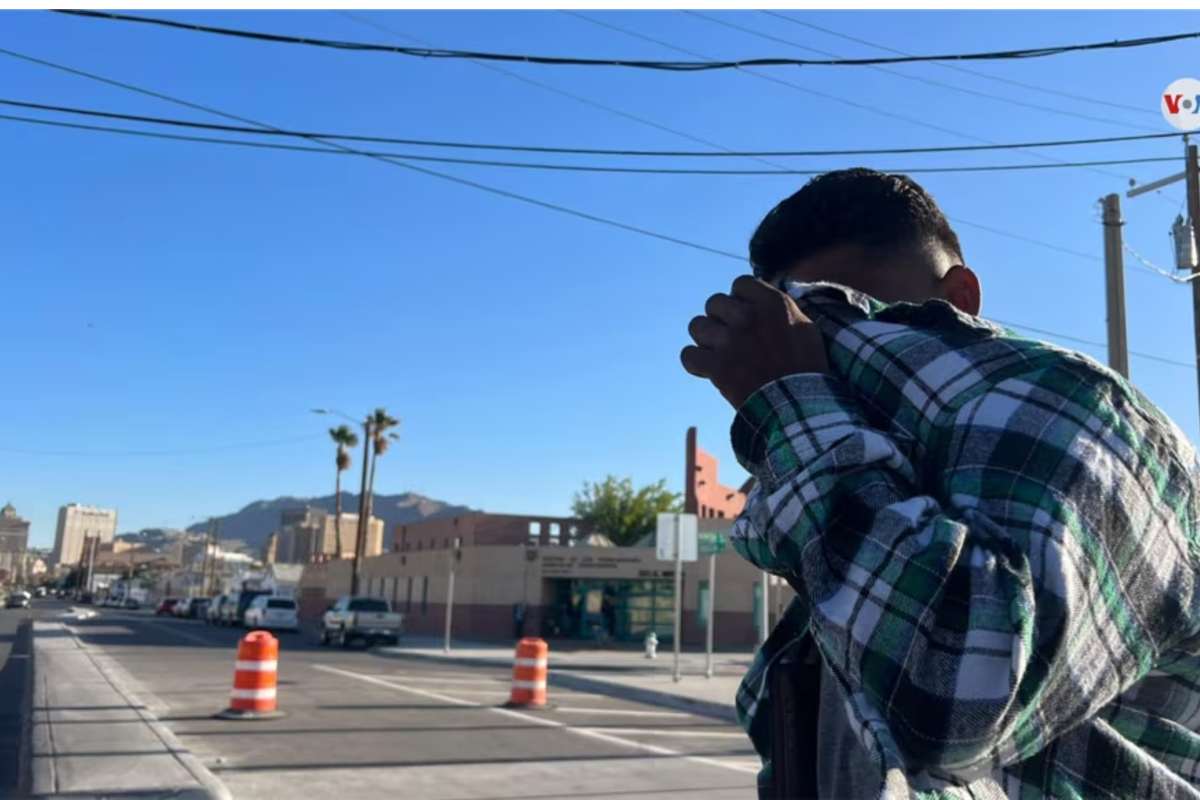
[2,9,1197,547]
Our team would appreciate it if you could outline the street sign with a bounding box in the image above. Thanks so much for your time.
[697,531,728,556]
[655,513,698,562]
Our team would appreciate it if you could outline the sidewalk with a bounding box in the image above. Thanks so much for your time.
[28,621,230,799]
[376,636,753,723]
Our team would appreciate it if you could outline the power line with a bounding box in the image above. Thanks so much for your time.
[7,45,1188,374]
[0,433,325,457]
[766,12,1159,120]
[568,12,1136,184]
[55,9,1200,70]
[0,45,743,262]
[691,11,1160,135]
[343,10,1170,281]
[994,318,1197,370]
[4,97,1184,159]
[3,110,1183,176]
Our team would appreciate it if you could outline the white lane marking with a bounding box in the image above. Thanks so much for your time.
[230,687,276,700]
[554,707,695,718]
[375,675,507,685]
[313,665,758,776]
[576,727,748,739]
[235,660,277,672]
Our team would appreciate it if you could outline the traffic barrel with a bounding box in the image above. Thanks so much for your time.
[505,637,549,709]
[216,630,285,719]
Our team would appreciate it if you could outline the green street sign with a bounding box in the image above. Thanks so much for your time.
[697,532,728,556]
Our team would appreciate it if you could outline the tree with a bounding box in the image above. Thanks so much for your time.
[328,425,360,560]
[571,476,682,547]
[351,408,399,595]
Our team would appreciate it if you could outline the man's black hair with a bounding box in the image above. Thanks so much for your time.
[749,167,964,281]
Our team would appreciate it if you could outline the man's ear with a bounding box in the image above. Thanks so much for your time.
[940,265,981,316]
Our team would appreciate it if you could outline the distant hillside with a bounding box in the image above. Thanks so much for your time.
[185,493,472,550]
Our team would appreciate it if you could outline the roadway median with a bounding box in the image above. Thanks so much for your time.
[27,619,231,799]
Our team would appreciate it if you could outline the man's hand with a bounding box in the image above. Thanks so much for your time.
[681,276,829,409]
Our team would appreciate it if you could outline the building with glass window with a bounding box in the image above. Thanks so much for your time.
[296,427,793,648]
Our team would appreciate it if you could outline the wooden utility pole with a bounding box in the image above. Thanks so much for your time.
[1187,144,1200,423]
[1101,194,1130,379]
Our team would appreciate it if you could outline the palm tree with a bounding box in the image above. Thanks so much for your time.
[364,409,400,544]
[328,425,359,560]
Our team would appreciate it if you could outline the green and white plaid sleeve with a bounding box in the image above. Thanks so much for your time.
[729,283,1200,796]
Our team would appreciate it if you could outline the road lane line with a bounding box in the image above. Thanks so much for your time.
[575,728,748,739]
[554,707,694,718]
[312,665,758,776]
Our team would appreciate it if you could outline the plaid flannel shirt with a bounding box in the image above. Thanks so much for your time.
[731,282,1200,799]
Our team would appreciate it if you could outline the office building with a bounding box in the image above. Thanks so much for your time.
[0,503,30,579]
[52,504,118,566]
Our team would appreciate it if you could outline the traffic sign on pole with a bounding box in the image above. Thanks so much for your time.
[697,531,727,556]
[656,513,698,562]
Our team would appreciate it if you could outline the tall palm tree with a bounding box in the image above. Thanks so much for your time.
[328,425,359,560]
[364,409,400,555]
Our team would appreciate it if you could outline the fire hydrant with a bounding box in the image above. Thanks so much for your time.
[644,631,658,659]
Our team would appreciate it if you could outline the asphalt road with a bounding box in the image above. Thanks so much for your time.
[51,604,758,799]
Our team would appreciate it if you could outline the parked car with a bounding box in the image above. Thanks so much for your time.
[155,598,180,616]
[123,597,141,610]
[173,597,195,618]
[244,596,299,632]
[189,597,211,619]
[218,592,241,625]
[223,589,269,627]
[321,596,402,648]
[33,587,46,598]
[5,591,31,609]
[207,594,227,624]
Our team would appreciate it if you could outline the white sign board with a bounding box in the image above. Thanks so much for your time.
[655,513,698,562]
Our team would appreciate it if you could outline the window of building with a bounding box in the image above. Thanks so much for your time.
[567,524,578,547]
[421,576,429,614]
[528,521,541,545]
[548,523,561,545]
[406,576,413,613]
[698,579,711,626]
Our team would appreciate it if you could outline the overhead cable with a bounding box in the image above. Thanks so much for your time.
[55,9,1200,70]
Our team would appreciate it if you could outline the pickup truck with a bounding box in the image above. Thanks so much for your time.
[320,596,403,648]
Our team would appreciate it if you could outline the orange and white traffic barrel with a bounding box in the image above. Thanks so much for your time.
[505,637,549,708]
[217,630,284,719]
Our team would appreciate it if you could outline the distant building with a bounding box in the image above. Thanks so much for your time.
[52,504,118,567]
[299,427,780,648]
[0,503,30,578]
[271,508,383,565]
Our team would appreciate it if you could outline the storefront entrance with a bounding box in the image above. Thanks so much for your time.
[544,578,675,643]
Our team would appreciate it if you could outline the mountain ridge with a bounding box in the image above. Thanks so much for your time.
[183,492,474,550]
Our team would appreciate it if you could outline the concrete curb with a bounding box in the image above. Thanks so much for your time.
[375,648,738,724]
[28,622,232,800]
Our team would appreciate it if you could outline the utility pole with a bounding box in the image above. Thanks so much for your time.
[672,514,683,683]
[351,417,372,596]
[444,536,459,653]
[704,552,716,679]
[1125,140,1200,422]
[1101,193,1130,379]
[1187,144,1200,421]
[199,520,213,597]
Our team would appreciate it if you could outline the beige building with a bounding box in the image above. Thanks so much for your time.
[0,503,30,579]
[271,508,383,565]
[52,503,118,566]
